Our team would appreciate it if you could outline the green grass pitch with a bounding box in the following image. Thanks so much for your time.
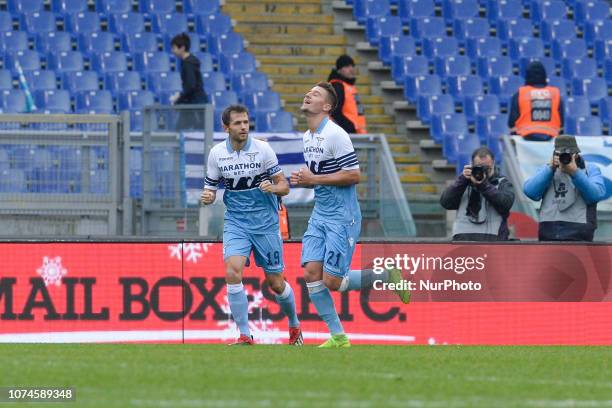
[1,345,612,407]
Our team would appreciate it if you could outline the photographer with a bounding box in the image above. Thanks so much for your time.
[523,135,606,241]
[440,147,515,241]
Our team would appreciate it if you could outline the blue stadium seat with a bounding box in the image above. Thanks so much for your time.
[208,32,244,56]
[574,0,609,26]
[202,71,226,93]
[27,70,56,92]
[488,0,522,23]
[1,89,26,112]
[35,89,71,113]
[564,96,591,119]
[366,15,402,46]
[392,55,429,84]
[242,90,282,113]
[91,51,128,74]
[23,11,58,34]
[110,12,145,35]
[133,51,170,73]
[8,0,43,14]
[65,11,101,34]
[404,74,442,103]
[7,50,41,73]
[478,55,513,79]
[147,71,181,93]
[63,71,99,92]
[585,19,612,47]
[436,55,471,77]
[476,113,509,138]
[489,75,523,105]
[118,90,155,110]
[553,38,588,61]
[208,90,238,108]
[424,37,459,59]
[105,71,142,93]
[455,17,490,42]
[123,32,160,53]
[565,116,603,136]
[256,111,293,132]
[185,0,220,15]
[142,0,175,15]
[78,32,117,53]
[0,169,27,192]
[572,77,608,105]
[153,13,188,35]
[36,32,72,54]
[443,0,479,22]
[0,70,13,91]
[98,0,131,14]
[562,58,597,82]
[599,97,612,128]
[213,108,224,131]
[444,132,480,164]
[411,17,447,41]
[447,75,483,99]
[379,35,415,66]
[0,12,14,32]
[75,90,113,113]
[231,72,268,95]
[192,51,214,73]
[219,52,256,75]
[398,0,435,24]
[47,51,84,73]
[431,112,468,143]
[510,38,545,67]
[129,110,143,131]
[606,59,612,86]
[467,36,502,60]
[497,18,534,42]
[531,0,567,24]
[595,39,612,65]
[196,13,232,37]
[417,93,455,125]
[53,0,88,13]
[541,19,576,43]
[353,0,390,25]
[463,94,500,124]
[547,75,567,97]
[2,31,29,53]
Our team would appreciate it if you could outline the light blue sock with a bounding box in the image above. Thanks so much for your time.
[307,280,344,335]
[227,283,250,336]
[339,269,388,292]
[275,282,300,328]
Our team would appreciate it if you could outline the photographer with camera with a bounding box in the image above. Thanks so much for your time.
[440,147,515,241]
[523,135,606,241]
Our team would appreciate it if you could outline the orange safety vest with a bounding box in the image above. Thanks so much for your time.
[515,85,562,138]
[329,79,367,134]
[279,202,289,240]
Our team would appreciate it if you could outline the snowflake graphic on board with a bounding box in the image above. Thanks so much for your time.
[218,289,282,344]
[168,243,213,263]
[36,256,67,287]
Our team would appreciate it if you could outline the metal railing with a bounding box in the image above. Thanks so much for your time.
[501,135,539,221]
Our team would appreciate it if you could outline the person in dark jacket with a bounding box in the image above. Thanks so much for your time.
[327,55,367,134]
[440,147,515,241]
[508,61,564,141]
[523,135,606,241]
[170,33,207,130]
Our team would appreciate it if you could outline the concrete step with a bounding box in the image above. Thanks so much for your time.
[256,55,342,66]
[224,3,323,14]
[404,184,439,194]
[234,24,335,35]
[235,14,334,24]
[267,73,373,85]
[275,83,371,94]
[248,44,346,56]
[283,94,383,104]
[247,34,347,46]
[392,154,423,164]
[397,164,423,173]
[366,115,395,125]
[400,173,432,183]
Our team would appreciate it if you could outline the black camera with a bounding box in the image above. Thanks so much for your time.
[471,165,487,181]
[559,152,573,165]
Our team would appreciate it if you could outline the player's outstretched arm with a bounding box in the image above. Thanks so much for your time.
[260,173,290,196]
[200,188,217,205]
[292,166,360,187]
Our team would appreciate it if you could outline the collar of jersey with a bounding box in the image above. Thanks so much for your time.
[225,136,252,154]
[313,116,329,135]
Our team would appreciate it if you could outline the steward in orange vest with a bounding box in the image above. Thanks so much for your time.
[328,55,367,134]
[509,61,564,141]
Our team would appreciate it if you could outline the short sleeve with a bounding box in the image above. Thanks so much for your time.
[262,142,283,177]
[332,132,359,170]
[204,148,220,190]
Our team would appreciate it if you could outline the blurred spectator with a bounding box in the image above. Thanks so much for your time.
[523,135,606,241]
[508,61,564,141]
[440,147,515,241]
[327,55,367,134]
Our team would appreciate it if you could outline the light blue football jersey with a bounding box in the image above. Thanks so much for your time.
[302,117,361,224]
[204,137,283,232]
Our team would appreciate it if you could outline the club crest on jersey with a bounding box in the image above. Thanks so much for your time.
[315,137,324,147]
[245,152,259,163]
